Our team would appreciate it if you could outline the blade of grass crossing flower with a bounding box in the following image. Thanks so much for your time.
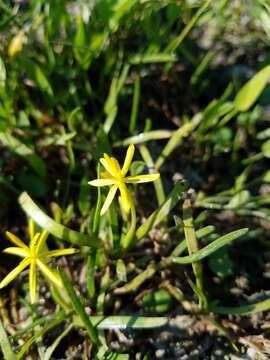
[59,269,99,345]
[183,199,207,309]
[19,192,99,247]
[0,317,16,360]
[139,145,165,206]
[136,180,188,242]
[172,228,248,264]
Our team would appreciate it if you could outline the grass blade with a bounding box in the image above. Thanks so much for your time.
[172,228,248,264]
[114,130,172,146]
[136,180,188,242]
[155,115,201,170]
[165,0,213,53]
[59,269,99,345]
[75,316,168,329]
[0,318,16,360]
[19,192,99,247]
[44,324,73,360]
[212,297,270,315]
[183,199,206,309]
[0,132,46,178]
[129,74,140,134]
[16,314,66,360]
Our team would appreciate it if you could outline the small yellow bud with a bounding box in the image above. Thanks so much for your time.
[8,31,25,58]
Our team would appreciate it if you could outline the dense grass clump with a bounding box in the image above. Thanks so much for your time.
[1,1,270,358]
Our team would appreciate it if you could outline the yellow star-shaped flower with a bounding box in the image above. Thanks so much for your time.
[88,144,160,215]
[0,220,78,303]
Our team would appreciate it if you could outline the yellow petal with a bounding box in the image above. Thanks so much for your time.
[118,183,132,212]
[37,260,63,288]
[101,171,113,179]
[88,179,116,187]
[3,247,29,258]
[100,184,118,215]
[28,219,35,242]
[110,157,121,175]
[125,173,160,183]
[35,230,49,255]
[0,257,31,289]
[29,260,37,303]
[41,248,78,259]
[100,156,116,176]
[121,144,135,177]
[30,233,40,253]
[5,231,28,249]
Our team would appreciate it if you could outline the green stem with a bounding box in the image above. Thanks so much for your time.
[121,202,137,251]
[183,199,207,310]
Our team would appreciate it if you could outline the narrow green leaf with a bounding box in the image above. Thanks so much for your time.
[78,176,91,215]
[129,53,176,64]
[87,250,96,299]
[234,65,270,112]
[0,56,6,86]
[171,225,215,257]
[165,0,213,53]
[129,74,140,134]
[115,265,156,294]
[19,192,99,247]
[213,297,270,315]
[75,316,168,329]
[0,132,47,178]
[183,199,206,309]
[172,228,248,265]
[139,145,165,206]
[0,318,16,360]
[16,315,66,360]
[262,139,270,158]
[114,130,172,146]
[136,180,188,242]
[155,115,201,170]
[21,58,54,98]
[44,324,73,360]
[116,259,127,282]
[59,269,99,345]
